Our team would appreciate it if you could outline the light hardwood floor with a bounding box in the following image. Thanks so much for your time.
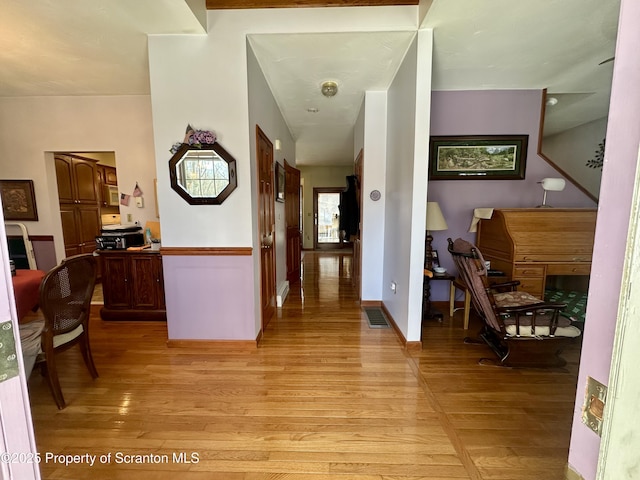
[27,251,580,479]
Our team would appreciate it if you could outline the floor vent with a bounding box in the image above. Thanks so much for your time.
[364,307,390,328]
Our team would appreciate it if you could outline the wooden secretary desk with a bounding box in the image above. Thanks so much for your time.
[476,208,597,298]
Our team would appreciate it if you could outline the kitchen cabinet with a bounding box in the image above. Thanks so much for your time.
[99,250,166,321]
[96,164,118,209]
[103,165,118,185]
[55,154,100,257]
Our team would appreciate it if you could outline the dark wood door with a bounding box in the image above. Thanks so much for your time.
[102,255,130,308]
[353,149,363,297]
[256,126,276,330]
[284,160,301,283]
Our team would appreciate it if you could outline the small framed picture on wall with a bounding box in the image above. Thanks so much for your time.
[275,162,285,202]
[0,179,38,221]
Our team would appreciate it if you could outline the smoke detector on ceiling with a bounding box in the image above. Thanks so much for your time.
[321,81,338,98]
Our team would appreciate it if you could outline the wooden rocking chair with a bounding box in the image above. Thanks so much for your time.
[447,238,582,367]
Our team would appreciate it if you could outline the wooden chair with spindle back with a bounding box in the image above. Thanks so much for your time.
[36,253,99,409]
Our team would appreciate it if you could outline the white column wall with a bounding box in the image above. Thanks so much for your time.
[382,38,418,338]
[361,91,388,301]
[147,7,419,339]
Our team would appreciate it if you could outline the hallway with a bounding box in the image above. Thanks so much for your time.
[28,250,579,479]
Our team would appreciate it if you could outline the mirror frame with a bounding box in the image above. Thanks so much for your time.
[168,142,237,205]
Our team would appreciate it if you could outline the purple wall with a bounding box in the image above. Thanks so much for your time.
[32,238,57,272]
[427,90,597,301]
[568,0,640,477]
[163,255,256,340]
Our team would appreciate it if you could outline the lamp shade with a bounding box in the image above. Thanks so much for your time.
[426,202,448,231]
[540,178,566,191]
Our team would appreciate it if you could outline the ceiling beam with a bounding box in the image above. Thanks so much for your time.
[206,0,417,9]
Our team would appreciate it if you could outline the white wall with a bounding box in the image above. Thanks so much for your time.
[360,91,388,301]
[407,29,433,341]
[381,30,431,342]
[148,33,254,248]
[247,40,296,318]
[0,96,158,262]
[543,117,607,199]
[382,37,419,338]
[148,8,417,250]
[147,8,419,339]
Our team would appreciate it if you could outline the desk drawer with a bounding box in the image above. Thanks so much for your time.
[514,265,545,277]
[515,277,544,297]
[546,263,591,276]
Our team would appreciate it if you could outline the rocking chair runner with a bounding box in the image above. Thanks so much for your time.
[447,238,582,367]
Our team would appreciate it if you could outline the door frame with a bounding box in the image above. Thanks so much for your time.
[284,160,301,283]
[0,220,40,479]
[313,187,345,250]
[255,126,276,332]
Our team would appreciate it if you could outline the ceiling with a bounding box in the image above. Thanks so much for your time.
[0,0,620,166]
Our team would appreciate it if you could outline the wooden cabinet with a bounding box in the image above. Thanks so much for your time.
[96,164,118,209]
[55,155,99,205]
[103,165,117,185]
[99,250,166,321]
[55,154,101,257]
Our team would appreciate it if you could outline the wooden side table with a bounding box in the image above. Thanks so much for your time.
[423,271,454,321]
[449,277,471,330]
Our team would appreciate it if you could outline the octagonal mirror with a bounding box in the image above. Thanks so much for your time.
[169,142,237,205]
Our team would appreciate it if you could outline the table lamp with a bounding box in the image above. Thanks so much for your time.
[425,202,448,270]
[537,178,566,207]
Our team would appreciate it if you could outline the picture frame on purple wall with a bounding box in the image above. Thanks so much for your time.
[429,135,528,180]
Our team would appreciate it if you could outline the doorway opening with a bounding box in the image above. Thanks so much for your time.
[313,188,345,250]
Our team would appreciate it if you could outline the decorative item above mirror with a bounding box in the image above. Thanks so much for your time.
[168,126,237,205]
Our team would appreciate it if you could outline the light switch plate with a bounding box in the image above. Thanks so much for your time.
[136,197,144,208]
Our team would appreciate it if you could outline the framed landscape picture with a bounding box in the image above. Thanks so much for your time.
[429,135,528,180]
[0,180,38,221]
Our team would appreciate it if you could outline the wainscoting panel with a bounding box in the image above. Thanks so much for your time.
[162,254,255,340]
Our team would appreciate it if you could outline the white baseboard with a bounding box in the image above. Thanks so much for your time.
[277,280,289,307]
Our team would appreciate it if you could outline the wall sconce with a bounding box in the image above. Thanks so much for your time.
[275,139,282,151]
[425,202,448,270]
[537,178,566,207]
